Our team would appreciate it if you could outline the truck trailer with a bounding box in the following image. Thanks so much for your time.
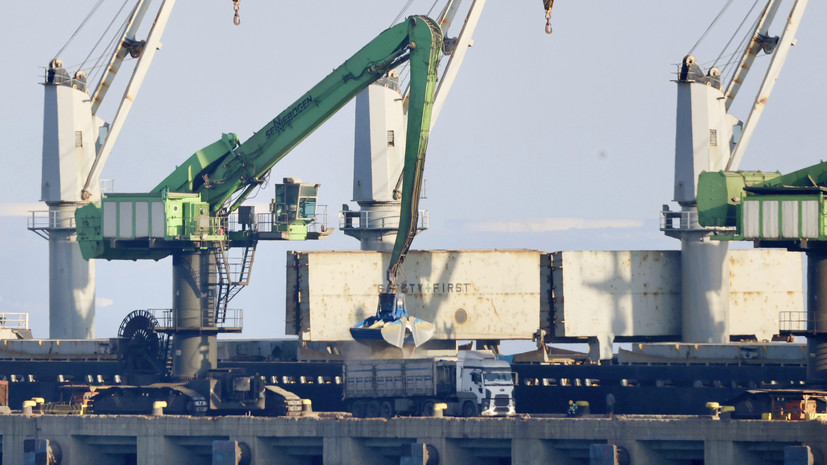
[343,351,516,418]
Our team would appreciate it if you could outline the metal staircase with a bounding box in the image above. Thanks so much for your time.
[213,244,256,324]
[161,333,174,377]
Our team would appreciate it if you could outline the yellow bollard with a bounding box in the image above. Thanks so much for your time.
[301,399,313,416]
[22,400,36,416]
[152,401,167,416]
[433,403,447,418]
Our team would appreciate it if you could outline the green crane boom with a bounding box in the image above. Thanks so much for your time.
[77,15,442,265]
[75,16,443,348]
[153,16,442,222]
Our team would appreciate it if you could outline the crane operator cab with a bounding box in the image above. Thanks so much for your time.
[459,353,517,417]
[270,178,323,240]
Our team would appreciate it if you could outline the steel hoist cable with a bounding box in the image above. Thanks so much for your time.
[54,0,106,59]
[391,0,418,27]
[712,0,761,71]
[426,0,441,17]
[688,0,735,56]
[717,15,761,83]
[79,0,131,73]
[88,20,130,88]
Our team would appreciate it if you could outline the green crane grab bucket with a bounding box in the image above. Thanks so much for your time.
[351,293,435,348]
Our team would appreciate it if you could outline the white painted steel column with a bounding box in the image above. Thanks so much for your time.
[351,204,402,252]
[671,61,733,344]
[680,212,730,344]
[48,203,95,339]
[346,80,407,252]
[41,71,101,339]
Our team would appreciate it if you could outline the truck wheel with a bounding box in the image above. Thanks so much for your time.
[366,400,381,418]
[380,400,395,419]
[420,401,435,417]
[349,401,367,419]
[462,401,478,417]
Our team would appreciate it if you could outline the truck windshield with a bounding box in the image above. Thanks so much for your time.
[483,371,513,384]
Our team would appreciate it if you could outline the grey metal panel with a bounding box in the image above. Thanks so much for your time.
[781,200,799,238]
[345,359,437,399]
[550,249,802,341]
[802,200,818,238]
[118,202,133,239]
[743,200,760,238]
[728,249,803,341]
[0,339,114,358]
[287,249,802,344]
[134,202,149,237]
[762,200,779,239]
[624,342,806,363]
[151,202,165,237]
[550,251,681,339]
[286,250,541,341]
[103,202,117,238]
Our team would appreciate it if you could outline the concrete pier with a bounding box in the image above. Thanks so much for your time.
[1,414,825,464]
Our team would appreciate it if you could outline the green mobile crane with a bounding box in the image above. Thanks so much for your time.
[76,15,443,381]
[697,162,827,384]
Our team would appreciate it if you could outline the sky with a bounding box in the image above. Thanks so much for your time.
[0,1,825,342]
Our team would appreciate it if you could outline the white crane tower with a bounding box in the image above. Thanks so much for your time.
[662,0,807,344]
[342,0,486,252]
[31,0,177,339]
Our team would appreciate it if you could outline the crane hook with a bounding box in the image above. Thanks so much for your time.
[543,0,554,34]
[232,0,241,26]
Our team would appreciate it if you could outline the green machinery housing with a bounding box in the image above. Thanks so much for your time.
[698,162,827,246]
[698,161,827,383]
[76,178,322,261]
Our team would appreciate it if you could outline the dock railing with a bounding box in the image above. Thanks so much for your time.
[148,308,243,332]
[779,311,812,335]
[0,313,29,330]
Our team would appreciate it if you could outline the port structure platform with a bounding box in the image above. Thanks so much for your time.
[0,413,824,465]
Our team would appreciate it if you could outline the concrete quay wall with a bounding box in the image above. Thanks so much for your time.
[0,414,825,465]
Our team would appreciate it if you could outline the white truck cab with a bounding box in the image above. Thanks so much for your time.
[457,351,516,416]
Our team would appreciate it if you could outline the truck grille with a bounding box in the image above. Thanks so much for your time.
[494,395,510,407]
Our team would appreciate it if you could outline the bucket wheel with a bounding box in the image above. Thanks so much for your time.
[117,310,167,379]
